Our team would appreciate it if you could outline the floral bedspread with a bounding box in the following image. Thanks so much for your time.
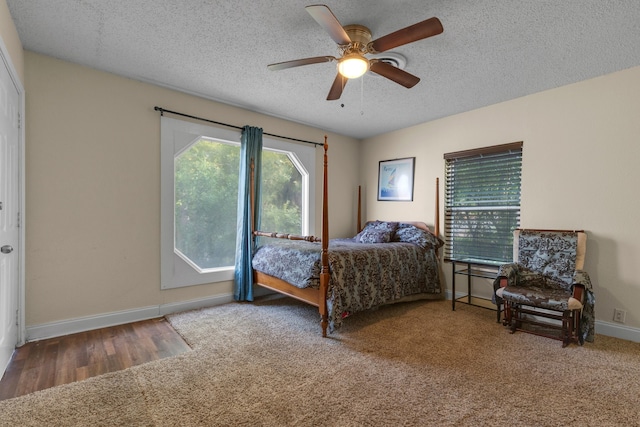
[251,238,442,331]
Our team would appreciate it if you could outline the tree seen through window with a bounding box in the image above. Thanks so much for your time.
[174,139,303,270]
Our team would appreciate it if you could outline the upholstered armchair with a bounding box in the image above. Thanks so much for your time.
[493,229,595,347]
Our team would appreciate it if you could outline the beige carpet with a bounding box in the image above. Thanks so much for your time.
[1,296,639,426]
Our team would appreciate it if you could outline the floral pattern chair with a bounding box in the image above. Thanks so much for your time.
[493,229,595,347]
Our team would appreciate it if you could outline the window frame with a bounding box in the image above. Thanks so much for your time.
[260,147,310,236]
[160,117,315,289]
[443,141,523,264]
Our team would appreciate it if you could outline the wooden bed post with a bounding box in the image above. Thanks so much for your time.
[357,185,362,233]
[319,136,329,337]
[435,177,439,238]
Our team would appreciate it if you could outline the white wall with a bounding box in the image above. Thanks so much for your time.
[23,51,360,332]
[361,66,640,338]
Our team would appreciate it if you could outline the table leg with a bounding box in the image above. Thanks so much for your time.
[452,261,456,311]
[467,262,472,304]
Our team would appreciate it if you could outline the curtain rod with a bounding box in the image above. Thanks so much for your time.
[154,106,324,147]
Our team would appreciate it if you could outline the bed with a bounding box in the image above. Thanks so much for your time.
[251,137,443,336]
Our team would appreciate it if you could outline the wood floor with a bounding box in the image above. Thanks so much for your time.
[0,317,191,401]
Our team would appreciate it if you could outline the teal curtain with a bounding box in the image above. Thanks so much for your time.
[234,126,263,301]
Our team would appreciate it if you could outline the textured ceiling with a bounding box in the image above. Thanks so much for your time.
[7,1,640,139]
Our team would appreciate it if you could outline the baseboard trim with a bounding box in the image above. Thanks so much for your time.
[25,293,234,342]
[594,320,640,343]
[157,293,234,317]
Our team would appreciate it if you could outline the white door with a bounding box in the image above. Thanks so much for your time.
[0,53,21,374]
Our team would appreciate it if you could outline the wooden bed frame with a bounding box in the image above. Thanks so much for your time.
[251,136,440,337]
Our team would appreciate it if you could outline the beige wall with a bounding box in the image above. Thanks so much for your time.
[23,51,360,327]
[0,0,23,83]
[361,65,640,331]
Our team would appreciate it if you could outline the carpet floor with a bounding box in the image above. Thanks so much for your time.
[1,296,639,426]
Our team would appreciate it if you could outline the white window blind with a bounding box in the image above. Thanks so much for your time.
[444,142,523,263]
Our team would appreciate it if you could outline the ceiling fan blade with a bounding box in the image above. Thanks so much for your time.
[306,4,351,46]
[267,56,336,71]
[370,60,420,88]
[369,17,443,53]
[327,73,347,100]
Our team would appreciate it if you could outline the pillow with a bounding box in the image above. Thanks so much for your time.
[355,221,399,244]
[518,230,577,285]
[392,223,444,250]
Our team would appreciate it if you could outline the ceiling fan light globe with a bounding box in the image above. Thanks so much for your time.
[338,54,369,79]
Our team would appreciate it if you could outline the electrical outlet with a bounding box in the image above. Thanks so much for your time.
[613,308,626,323]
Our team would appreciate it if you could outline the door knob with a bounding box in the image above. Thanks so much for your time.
[1,245,13,254]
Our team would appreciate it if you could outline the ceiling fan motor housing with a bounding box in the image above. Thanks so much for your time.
[343,24,372,47]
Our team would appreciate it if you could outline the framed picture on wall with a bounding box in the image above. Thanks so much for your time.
[377,157,415,201]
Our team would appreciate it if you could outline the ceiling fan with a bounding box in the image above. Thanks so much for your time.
[267,4,443,101]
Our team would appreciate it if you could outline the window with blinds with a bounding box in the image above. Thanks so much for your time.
[444,142,523,264]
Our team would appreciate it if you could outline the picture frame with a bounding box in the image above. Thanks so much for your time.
[377,157,415,201]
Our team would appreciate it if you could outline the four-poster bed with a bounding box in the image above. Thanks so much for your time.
[251,136,443,336]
